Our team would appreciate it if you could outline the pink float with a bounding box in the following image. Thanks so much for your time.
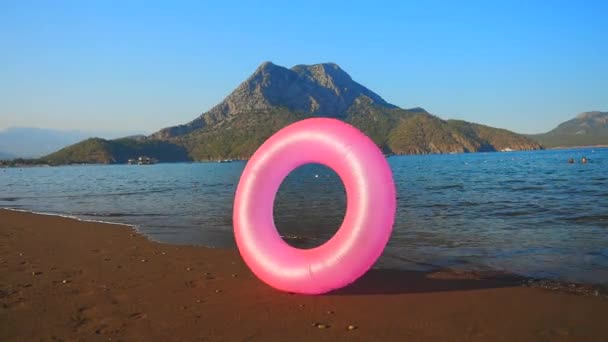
[233,118,396,294]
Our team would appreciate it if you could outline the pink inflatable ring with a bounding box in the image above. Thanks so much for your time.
[233,118,396,294]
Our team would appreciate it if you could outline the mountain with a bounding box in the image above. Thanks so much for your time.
[528,111,608,148]
[43,137,190,165]
[150,62,397,140]
[0,127,146,158]
[43,62,541,164]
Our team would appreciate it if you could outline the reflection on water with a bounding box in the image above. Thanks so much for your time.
[1,148,607,285]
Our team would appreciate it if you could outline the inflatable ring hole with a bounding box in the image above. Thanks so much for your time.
[273,163,346,249]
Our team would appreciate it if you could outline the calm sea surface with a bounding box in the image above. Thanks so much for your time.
[2,148,607,285]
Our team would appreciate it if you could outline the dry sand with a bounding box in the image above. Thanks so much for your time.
[1,209,607,341]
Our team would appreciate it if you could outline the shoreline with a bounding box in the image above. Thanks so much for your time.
[3,206,608,295]
[2,209,608,341]
[545,145,608,150]
[2,146,607,169]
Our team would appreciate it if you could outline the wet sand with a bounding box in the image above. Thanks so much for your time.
[1,209,607,341]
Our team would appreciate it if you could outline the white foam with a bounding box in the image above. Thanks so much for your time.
[1,207,141,232]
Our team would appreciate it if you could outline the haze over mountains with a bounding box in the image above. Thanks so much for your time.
[40,62,546,164]
[0,151,16,160]
[0,127,146,159]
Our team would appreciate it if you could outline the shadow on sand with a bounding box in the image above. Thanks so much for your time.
[330,268,525,296]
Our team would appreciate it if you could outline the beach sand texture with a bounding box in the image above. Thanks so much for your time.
[1,209,607,341]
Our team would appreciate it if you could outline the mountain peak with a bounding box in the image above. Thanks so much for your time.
[254,61,281,73]
[291,62,344,73]
[576,111,606,120]
[240,62,395,115]
[258,60,275,68]
[151,62,396,139]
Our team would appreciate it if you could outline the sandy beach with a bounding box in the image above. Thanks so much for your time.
[1,209,607,341]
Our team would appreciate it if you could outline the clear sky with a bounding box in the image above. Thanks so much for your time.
[1,0,606,134]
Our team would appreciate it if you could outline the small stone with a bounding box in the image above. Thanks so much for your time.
[347,324,357,331]
[215,289,222,294]
[62,279,69,284]
[141,259,147,263]
[186,267,192,271]
[196,299,202,303]
[316,323,329,329]
[161,252,166,255]
[298,304,305,308]
[18,253,23,257]
[231,274,237,278]
[326,310,334,314]
[31,271,41,276]
[594,290,600,296]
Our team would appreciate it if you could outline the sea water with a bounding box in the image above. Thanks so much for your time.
[1,148,607,285]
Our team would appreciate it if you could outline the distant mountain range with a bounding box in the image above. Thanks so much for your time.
[527,111,608,148]
[42,62,541,165]
[0,151,16,160]
[0,127,146,159]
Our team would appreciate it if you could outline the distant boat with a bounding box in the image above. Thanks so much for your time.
[501,148,515,152]
[128,156,157,165]
[219,159,233,163]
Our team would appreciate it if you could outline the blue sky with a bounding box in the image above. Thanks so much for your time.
[1,0,606,134]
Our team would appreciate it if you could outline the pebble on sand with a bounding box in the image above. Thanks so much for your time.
[140,259,147,263]
[347,325,358,331]
[62,279,69,284]
[312,323,329,329]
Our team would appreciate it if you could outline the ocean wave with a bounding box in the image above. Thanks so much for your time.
[562,215,608,223]
[510,186,546,191]
[79,212,167,218]
[1,207,139,230]
[0,197,20,201]
[496,211,532,217]
[426,184,464,190]
[0,188,178,200]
